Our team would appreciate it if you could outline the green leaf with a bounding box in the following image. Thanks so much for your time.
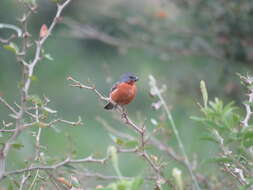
[199,135,219,143]
[242,131,253,148]
[27,95,43,105]
[130,178,144,190]
[12,143,24,150]
[8,182,14,190]
[124,140,138,148]
[204,157,233,164]
[115,138,124,146]
[44,53,54,61]
[29,75,38,81]
[95,188,113,190]
[3,42,19,54]
[190,116,205,122]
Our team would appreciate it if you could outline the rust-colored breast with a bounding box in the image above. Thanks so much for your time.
[110,82,137,105]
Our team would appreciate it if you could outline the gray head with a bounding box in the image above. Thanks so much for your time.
[119,73,139,83]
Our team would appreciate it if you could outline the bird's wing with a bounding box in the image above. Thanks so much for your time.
[110,82,119,93]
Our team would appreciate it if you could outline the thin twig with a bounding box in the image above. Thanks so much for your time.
[241,75,253,128]
[67,76,109,101]
[19,174,31,190]
[0,97,18,115]
[1,155,108,180]
[0,23,22,37]
[0,129,16,133]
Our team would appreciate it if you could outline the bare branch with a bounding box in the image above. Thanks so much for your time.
[0,34,16,44]
[47,117,83,127]
[0,0,73,180]
[0,23,22,37]
[67,76,109,101]
[121,113,143,134]
[1,155,108,180]
[0,129,16,133]
[0,97,18,115]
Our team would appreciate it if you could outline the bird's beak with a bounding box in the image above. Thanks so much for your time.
[134,76,139,82]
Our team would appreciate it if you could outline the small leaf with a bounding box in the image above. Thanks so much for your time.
[42,106,57,114]
[27,95,43,105]
[8,182,14,190]
[3,42,19,54]
[150,118,158,126]
[190,116,205,122]
[115,138,124,145]
[130,178,144,190]
[70,176,80,188]
[242,131,253,148]
[44,53,54,61]
[124,140,138,148]
[29,75,38,81]
[40,24,48,38]
[12,143,24,150]
[199,135,219,143]
[204,157,233,164]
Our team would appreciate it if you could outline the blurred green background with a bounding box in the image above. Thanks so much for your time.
[1,0,253,188]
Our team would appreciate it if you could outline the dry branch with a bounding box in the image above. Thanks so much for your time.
[0,0,73,180]
[1,156,108,180]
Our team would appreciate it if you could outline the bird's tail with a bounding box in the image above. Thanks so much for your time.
[104,102,114,110]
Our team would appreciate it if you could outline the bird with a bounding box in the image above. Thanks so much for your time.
[104,73,139,110]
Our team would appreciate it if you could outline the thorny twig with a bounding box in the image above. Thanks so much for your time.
[67,76,109,101]
[0,97,18,115]
[1,155,108,180]
[213,130,248,185]
[241,75,253,128]
[0,0,73,180]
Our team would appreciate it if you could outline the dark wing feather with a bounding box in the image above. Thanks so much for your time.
[110,82,119,93]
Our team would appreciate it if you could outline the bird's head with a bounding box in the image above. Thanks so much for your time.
[120,73,139,84]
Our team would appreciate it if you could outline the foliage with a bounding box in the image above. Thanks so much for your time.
[177,0,253,64]
[192,78,253,188]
